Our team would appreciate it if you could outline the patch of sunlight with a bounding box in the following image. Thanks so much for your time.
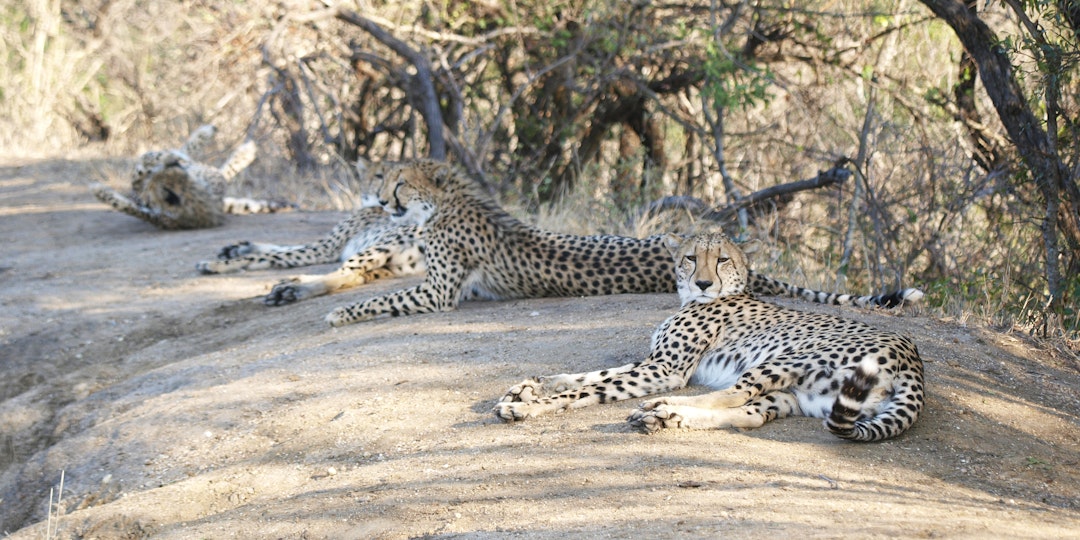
[0,202,105,216]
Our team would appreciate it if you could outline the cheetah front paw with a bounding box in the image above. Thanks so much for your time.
[195,259,225,274]
[265,279,305,306]
[498,378,545,403]
[196,242,255,274]
[627,405,685,433]
[325,306,359,327]
[217,241,254,260]
[89,183,113,200]
[492,401,535,422]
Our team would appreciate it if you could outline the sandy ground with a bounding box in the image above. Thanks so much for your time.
[1,154,1079,539]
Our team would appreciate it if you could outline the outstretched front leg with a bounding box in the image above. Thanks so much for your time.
[91,184,173,229]
[629,391,800,433]
[497,362,641,405]
[493,361,689,421]
[195,241,316,274]
[324,255,465,326]
[196,210,374,274]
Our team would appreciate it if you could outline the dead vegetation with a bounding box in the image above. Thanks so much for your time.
[4,0,1078,337]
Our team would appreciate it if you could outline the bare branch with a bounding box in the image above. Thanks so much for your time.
[335,7,447,160]
[640,164,851,223]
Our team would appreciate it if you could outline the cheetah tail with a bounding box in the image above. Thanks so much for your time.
[797,286,924,309]
[219,140,257,181]
[747,272,923,309]
[824,357,919,442]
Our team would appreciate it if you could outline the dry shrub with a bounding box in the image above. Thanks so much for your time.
[2,0,1076,338]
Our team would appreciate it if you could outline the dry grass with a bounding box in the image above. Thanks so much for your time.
[2,0,1076,341]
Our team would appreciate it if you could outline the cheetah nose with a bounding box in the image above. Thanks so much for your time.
[694,279,712,290]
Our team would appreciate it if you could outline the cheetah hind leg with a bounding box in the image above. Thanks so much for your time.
[265,267,395,306]
[629,391,800,433]
[266,247,404,306]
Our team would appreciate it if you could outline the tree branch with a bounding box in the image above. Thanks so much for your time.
[640,163,851,223]
[335,7,446,160]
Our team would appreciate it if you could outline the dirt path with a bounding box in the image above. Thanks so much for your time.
[2,154,1079,539]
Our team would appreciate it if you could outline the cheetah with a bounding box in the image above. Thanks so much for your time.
[322,158,922,327]
[91,124,293,230]
[494,231,924,442]
[195,203,425,306]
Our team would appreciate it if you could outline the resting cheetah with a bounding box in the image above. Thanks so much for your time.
[91,124,293,229]
[322,158,922,327]
[494,231,924,442]
[195,203,425,306]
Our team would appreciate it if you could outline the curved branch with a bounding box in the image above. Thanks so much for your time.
[640,164,851,223]
[335,7,446,160]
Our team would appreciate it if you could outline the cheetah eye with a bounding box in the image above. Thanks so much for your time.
[684,255,696,263]
[718,256,731,264]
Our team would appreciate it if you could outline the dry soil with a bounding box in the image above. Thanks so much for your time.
[1,154,1079,539]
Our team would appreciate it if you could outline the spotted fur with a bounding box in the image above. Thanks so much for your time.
[91,125,293,230]
[196,204,425,305]
[324,159,922,327]
[495,231,924,442]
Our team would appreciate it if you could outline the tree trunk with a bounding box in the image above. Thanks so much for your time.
[919,0,1079,332]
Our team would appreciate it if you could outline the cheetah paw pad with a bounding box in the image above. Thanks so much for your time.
[627,406,684,433]
[492,401,532,422]
[498,378,544,403]
[265,279,302,306]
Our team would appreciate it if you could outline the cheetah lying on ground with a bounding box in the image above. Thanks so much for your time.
[91,125,293,229]
[494,231,924,441]
[303,158,921,327]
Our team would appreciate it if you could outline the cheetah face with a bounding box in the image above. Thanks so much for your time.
[134,150,193,185]
[357,158,437,226]
[666,232,749,305]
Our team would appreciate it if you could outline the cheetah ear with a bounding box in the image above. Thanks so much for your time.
[432,162,455,188]
[738,239,762,255]
[355,157,372,177]
[662,233,685,258]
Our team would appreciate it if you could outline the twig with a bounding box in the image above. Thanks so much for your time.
[818,473,839,489]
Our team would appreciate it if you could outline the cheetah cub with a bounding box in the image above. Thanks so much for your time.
[91,124,293,229]
[495,232,924,441]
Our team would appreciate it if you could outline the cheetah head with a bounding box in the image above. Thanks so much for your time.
[664,231,751,305]
[357,158,451,226]
[133,150,193,188]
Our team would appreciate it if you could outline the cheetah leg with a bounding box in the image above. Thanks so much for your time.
[265,249,402,306]
[324,261,466,326]
[91,184,173,229]
[196,211,368,274]
[670,361,806,409]
[497,362,640,404]
[629,391,800,433]
[221,196,295,215]
[493,363,688,422]
[196,242,309,274]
